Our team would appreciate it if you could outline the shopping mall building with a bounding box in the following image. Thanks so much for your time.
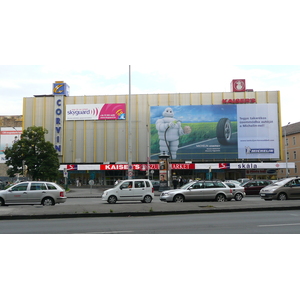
[18,79,294,185]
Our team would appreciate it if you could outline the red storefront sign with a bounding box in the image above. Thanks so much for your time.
[231,79,246,92]
[222,98,256,104]
[99,163,195,170]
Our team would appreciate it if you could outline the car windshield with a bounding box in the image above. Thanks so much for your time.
[270,178,292,186]
[180,182,195,189]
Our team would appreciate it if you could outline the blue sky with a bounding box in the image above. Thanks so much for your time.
[150,105,237,123]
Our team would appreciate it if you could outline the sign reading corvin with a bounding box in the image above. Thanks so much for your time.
[54,96,63,154]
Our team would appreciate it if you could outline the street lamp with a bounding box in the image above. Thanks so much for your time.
[284,122,291,177]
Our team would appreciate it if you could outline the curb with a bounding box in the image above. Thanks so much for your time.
[2,205,300,220]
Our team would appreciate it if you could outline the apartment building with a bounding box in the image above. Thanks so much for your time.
[279,122,300,178]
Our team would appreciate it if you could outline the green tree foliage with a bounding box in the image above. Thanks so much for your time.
[4,126,60,181]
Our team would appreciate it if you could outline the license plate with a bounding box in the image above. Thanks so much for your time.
[260,193,265,196]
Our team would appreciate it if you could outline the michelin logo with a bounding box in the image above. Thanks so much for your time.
[245,146,274,154]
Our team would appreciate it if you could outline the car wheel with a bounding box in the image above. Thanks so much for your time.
[173,194,184,202]
[234,193,243,201]
[278,193,287,201]
[42,197,55,206]
[216,194,226,202]
[143,195,152,203]
[216,118,232,145]
[107,195,117,204]
[0,198,4,206]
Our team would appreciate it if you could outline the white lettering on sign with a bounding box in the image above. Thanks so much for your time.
[54,96,63,154]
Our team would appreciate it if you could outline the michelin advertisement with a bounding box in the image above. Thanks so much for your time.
[150,104,279,160]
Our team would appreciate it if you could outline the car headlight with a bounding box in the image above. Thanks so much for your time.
[162,191,171,196]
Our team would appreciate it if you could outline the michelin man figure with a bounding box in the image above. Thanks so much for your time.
[156,107,191,159]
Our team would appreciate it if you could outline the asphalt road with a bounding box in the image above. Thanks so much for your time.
[1,209,300,234]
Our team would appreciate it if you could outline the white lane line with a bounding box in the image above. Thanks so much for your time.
[78,231,134,234]
[258,223,300,227]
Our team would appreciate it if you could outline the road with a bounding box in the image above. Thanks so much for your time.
[1,209,300,234]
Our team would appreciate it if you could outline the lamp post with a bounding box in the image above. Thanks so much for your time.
[284,122,291,177]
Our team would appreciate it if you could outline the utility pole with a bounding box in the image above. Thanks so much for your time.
[128,65,133,179]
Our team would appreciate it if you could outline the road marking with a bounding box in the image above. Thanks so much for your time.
[258,223,300,227]
[79,231,134,234]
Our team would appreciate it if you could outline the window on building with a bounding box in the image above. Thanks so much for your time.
[286,138,289,146]
[294,151,297,159]
[293,136,296,145]
[287,151,289,160]
[295,165,298,174]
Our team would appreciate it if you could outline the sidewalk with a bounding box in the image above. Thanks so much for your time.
[1,186,300,220]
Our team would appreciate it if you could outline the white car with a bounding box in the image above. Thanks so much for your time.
[0,181,67,206]
[102,179,154,204]
[224,180,241,186]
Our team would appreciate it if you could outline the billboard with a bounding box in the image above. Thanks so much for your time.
[66,104,126,121]
[0,127,22,163]
[150,104,279,160]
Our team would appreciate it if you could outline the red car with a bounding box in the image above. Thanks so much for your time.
[241,180,273,195]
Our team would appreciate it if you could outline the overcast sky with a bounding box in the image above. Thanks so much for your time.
[1,65,298,126]
[2,1,300,126]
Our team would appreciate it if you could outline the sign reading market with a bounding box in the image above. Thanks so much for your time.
[66,104,126,121]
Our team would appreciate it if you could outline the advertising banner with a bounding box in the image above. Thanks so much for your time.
[0,127,22,163]
[150,104,279,160]
[66,104,126,121]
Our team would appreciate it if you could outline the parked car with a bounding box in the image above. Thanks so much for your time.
[224,180,241,186]
[102,179,154,204]
[224,182,246,201]
[160,180,233,202]
[0,181,67,206]
[241,180,273,195]
[260,177,300,201]
[151,180,160,191]
[238,178,250,184]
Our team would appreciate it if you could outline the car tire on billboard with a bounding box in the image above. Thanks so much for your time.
[217,118,232,145]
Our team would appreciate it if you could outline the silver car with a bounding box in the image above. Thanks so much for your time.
[0,181,67,206]
[160,180,233,202]
[224,182,246,201]
[260,177,300,201]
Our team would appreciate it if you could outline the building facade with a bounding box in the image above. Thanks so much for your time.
[0,116,23,179]
[278,122,300,178]
[21,80,293,185]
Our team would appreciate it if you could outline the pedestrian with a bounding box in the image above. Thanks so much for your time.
[178,176,183,187]
[173,178,178,189]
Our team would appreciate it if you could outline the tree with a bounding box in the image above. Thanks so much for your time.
[4,126,60,181]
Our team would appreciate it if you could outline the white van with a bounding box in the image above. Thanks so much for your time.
[102,179,154,204]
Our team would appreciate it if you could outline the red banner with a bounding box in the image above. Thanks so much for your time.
[99,163,195,170]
